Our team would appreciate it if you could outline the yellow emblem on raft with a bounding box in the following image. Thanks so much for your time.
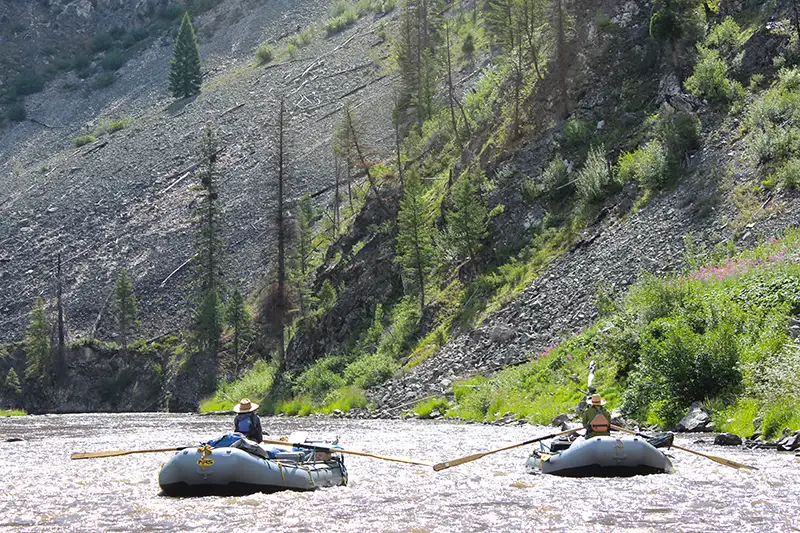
[197,457,214,469]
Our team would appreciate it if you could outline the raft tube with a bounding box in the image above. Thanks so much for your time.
[159,446,346,497]
[526,435,673,477]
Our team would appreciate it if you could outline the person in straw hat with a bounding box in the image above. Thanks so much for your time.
[582,394,611,439]
[233,398,263,442]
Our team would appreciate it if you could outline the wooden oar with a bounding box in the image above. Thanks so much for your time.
[610,424,758,470]
[432,427,582,472]
[261,438,433,467]
[71,446,191,460]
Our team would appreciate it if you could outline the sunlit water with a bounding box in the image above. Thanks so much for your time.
[0,414,797,532]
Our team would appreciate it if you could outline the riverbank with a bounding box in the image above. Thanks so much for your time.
[204,229,800,441]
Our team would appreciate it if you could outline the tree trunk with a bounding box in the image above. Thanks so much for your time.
[276,98,287,368]
[55,253,66,381]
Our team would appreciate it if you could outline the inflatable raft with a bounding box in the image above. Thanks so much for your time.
[526,435,673,477]
[159,434,347,496]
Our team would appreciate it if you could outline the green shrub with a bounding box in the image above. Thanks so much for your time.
[94,71,116,89]
[288,27,314,49]
[13,71,45,96]
[343,352,398,388]
[562,117,590,148]
[295,359,346,399]
[541,157,570,195]
[773,157,800,189]
[91,33,114,53]
[101,50,125,71]
[659,111,701,159]
[325,9,359,36]
[256,43,275,64]
[705,16,744,62]
[576,145,612,203]
[200,360,277,413]
[321,386,369,413]
[684,46,742,103]
[412,397,450,418]
[7,102,26,122]
[617,139,671,189]
[72,135,97,147]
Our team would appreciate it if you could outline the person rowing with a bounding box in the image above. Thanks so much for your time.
[581,394,611,439]
[232,398,264,442]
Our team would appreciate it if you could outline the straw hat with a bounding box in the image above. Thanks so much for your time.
[589,394,606,406]
[233,398,259,413]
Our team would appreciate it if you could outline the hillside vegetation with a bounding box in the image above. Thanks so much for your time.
[2,0,800,438]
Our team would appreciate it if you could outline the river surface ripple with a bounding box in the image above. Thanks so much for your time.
[0,414,797,533]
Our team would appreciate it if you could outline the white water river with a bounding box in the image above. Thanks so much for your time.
[0,414,797,532]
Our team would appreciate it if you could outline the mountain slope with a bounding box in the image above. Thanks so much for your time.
[0,0,397,343]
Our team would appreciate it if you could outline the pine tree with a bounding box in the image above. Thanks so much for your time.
[294,193,316,323]
[4,368,22,407]
[192,123,224,377]
[396,174,437,317]
[24,298,51,381]
[225,289,251,376]
[168,13,202,99]
[440,169,489,273]
[394,0,444,131]
[114,269,139,358]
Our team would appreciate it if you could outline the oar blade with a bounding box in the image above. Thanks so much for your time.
[433,452,487,471]
[71,450,129,460]
[704,453,758,470]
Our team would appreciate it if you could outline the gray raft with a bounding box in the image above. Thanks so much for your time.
[526,435,673,477]
[159,444,346,496]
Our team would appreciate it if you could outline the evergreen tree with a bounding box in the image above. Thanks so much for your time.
[4,368,22,407]
[396,174,437,317]
[24,298,51,381]
[192,123,224,380]
[394,0,444,130]
[440,169,489,273]
[168,13,202,99]
[114,269,139,358]
[225,289,251,376]
[293,193,316,323]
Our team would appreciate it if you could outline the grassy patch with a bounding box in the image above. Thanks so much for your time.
[0,409,26,417]
[199,360,277,413]
[72,135,97,147]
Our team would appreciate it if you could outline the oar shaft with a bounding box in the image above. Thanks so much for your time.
[261,439,431,466]
[71,447,187,460]
[432,426,582,471]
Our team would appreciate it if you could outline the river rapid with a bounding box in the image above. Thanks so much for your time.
[0,414,797,533]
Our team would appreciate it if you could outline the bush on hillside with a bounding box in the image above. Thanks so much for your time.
[617,139,671,189]
[576,145,613,203]
[684,46,743,103]
[561,117,591,149]
[101,50,125,71]
[744,68,800,167]
[91,33,114,53]
[13,71,45,96]
[7,102,26,122]
[325,9,359,36]
[540,158,572,203]
[658,111,701,160]
[255,44,274,64]
[72,135,97,147]
[705,16,744,63]
[773,157,800,189]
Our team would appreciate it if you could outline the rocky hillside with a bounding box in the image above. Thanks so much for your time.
[0,0,398,343]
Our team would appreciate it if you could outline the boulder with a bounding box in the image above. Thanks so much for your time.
[777,430,800,452]
[551,413,571,428]
[714,433,743,446]
[676,402,712,432]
